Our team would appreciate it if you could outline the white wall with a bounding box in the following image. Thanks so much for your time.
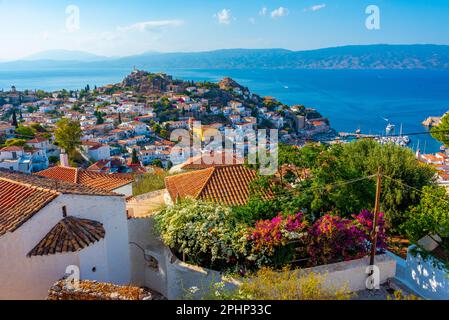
[114,183,133,197]
[0,196,78,300]
[128,217,165,290]
[89,145,110,161]
[0,194,131,300]
[78,240,108,282]
[301,254,396,293]
[61,194,131,286]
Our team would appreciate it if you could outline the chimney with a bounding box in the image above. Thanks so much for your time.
[60,150,70,167]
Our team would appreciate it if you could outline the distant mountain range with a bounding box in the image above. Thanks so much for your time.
[2,44,449,70]
[22,50,108,62]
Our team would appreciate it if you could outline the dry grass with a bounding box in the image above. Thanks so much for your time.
[132,172,170,196]
[238,268,352,300]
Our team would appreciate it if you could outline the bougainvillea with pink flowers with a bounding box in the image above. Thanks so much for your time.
[353,210,387,251]
[247,210,387,268]
[249,212,308,256]
[305,211,387,266]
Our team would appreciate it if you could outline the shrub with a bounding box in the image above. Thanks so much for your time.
[354,210,388,251]
[155,199,249,271]
[247,213,308,268]
[306,211,387,266]
[402,186,449,242]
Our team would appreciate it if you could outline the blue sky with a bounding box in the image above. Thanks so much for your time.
[0,0,448,60]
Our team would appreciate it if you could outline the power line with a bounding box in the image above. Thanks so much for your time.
[382,174,449,206]
[258,174,378,202]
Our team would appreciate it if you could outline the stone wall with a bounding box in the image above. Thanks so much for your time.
[47,279,165,300]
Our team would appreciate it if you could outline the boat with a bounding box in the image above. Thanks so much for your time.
[386,123,395,135]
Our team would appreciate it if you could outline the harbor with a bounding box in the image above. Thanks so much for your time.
[337,123,411,147]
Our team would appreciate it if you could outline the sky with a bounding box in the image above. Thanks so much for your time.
[0,0,448,60]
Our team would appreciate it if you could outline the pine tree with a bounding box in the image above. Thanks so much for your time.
[131,149,139,164]
[11,108,18,128]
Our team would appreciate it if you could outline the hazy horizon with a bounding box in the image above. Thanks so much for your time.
[1,0,449,61]
[3,43,448,63]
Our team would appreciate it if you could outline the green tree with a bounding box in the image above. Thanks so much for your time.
[131,149,139,164]
[5,138,27,147]
[15,125,35,139]
[54,119,82,158]
[29,123,47,133]
[152,159,163,168]
[308,140,435,231]
[159,129,169,139]
[253,140,435,233]
[402,186,449,242]
[431,113,449,147]
[11,109,18,128]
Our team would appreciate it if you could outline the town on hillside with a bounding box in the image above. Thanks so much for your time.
[0,69,332,175]
[1,69,449,301]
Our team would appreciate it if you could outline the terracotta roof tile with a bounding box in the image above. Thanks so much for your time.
[36,166,134,192]
[0,169,119,236]
[28,217,105,257]
[0,146,23,152]
[37,166,78,183]
[0,179,58,236]
[27,137,48,143]
[165,165,272,206]
[181,152,244,170]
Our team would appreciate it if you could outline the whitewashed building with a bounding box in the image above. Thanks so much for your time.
[0,170,131,300]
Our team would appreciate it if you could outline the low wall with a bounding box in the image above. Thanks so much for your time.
[390,246,449,300]
[303,254,396,292]
[144,250,395,299]
[130,190,166,203]
[145,246,239,300]
[128,217,397,299]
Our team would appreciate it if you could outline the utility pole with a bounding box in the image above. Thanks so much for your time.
[369,166,382,266]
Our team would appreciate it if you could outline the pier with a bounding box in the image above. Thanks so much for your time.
[338,132,378,139]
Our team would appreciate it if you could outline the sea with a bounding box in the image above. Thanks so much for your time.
[1,67,449,153]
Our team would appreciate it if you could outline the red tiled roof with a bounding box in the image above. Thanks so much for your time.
[27,137,48,143]
[27,216,105,257]
[36,166,134,192]
[165,165,273,206]
[181,152,244,170]
[0,170,118,236]
[0,146,23,152]
[0,178,57,236]
[87,160,110,172]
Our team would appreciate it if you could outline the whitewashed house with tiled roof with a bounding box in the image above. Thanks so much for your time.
[0,170,131,299]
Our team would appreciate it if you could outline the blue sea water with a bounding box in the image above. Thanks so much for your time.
[1,68,449,153]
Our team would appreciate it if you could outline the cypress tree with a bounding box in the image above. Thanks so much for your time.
[131,149,139,164]
[11,108,18,128]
